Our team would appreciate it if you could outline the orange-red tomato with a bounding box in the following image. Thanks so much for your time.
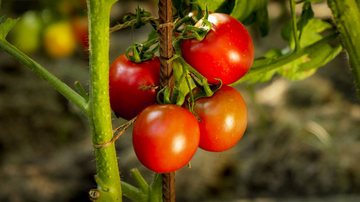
[133,104,200,173]
[194,86,247,152]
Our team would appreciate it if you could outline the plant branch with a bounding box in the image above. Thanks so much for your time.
[110,16,157,33]
[0,39,88,114]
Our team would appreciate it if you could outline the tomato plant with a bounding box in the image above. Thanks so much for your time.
[132,104,200,173]
[109,54,160,120]
[181,13,254,85]
[194,85,247,152]
[43,21,76,58]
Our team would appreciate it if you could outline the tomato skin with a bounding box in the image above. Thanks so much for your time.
[109,54,160,120]
[194,86,247,152]
[133,104,200,173]
[181,13,254,84]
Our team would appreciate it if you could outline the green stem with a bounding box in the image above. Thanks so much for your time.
[232,32,339,85]
[290,0,300,51]
[130,168,149,192]
[0,39,88,113]
[87,0,122,201]
[121,181,147,202]
[328,0,360,97]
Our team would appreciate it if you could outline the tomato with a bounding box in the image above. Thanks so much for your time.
[194,85,247,152]
[109,54,160,120]
[181,13,254,85]
[10,11,42,54]
[43,21,76,58]
[71,16,89,51]
[133,104,200,173]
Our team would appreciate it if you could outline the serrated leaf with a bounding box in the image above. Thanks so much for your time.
[0,17,18,40]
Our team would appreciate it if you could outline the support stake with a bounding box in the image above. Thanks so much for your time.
[158,0,175,201]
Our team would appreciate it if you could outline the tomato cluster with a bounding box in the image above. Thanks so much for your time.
[109,13,253,173]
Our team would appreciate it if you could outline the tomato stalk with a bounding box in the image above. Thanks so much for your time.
[110,7,157,33]
[327,0,360,97]
[87,0,122,201]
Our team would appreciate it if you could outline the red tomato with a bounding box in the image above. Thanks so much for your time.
[109,54,160,120]
[194,86,247,152]
[133,104,200,173]
[181,13,254,84]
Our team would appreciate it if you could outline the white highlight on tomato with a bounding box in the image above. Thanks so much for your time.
[224,115,235,132]
[228,50,241,62]
[173,135,186,153]
[208,13,230,25]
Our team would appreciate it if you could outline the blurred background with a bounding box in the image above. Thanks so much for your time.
[0,0,359,201]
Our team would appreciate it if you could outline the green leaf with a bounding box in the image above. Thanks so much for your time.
[239,49,282,83]
[299,18,332,47]
[231,0,266,21]
[297,1,314,40]
[282,18,332,47]
[0,17,18,40]
[196,0,226,12]
[279,43,342,80]
[239,31,341,83]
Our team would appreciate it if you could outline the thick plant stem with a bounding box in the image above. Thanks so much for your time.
[87,0,122,201]
[328,0,360,97]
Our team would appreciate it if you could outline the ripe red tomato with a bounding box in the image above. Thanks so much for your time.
[133,104,200,173]
[109,54,160,120]
[181,13,254,84]
[194,85,247,152]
